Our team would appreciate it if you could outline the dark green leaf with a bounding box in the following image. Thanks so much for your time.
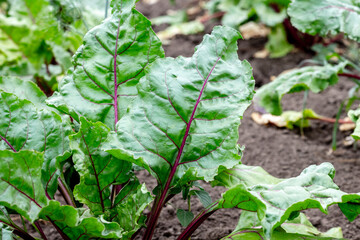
[47,0,164,130]
[176,209,194,227]
[103,26,255,190]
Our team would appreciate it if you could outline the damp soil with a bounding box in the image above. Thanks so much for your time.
[136,0,360,239]
[23,0,360,239]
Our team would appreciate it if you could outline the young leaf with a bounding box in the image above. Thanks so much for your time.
[0,91,72,198]
[288,0,360,42]
[216,162,360,238]
[103,25,255,190]
[0,150,48,222]
[265,24,293,58]
[111,181,153,238]
[193,190,212,208]
[176,209,194,227]
[255,62,348,115]
[47,0,164,130]
[70,117,132,215]
[39,201,123,239]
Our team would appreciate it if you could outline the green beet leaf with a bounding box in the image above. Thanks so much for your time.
[39,201,123,239]
[215,162,360,238]
[70,117,132,215]
[255,62,348,115]
[47,0,164,130]
[103,25,255,190]
[176,209,194,227]
[0,150,48,222]
[288,0,360,42]
[111,181,153,238]
[0,91,72,198]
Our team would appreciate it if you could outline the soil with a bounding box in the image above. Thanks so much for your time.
[21,0,360,239]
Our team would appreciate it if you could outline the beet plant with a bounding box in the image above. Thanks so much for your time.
[0,0,360,239]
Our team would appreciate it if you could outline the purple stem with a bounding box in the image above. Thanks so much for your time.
[143,57,221,240]
[34,221,48,240]
[47,216,71,240]
[57,178,75,207]
[0,220,36,240]
[338,73,360,80]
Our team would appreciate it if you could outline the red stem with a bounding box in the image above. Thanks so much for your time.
[57,178,75,207]
[47,216,71,240]
[338,73,360,80]
[34,221,48,240]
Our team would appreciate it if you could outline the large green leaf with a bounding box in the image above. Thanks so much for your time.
[0,150,48,222]
[39,201,123,239]
[222,211,344,239]
[70,117,132,215]
[255,62,348,115]
[215,163,360,238]
[0,91,72,198]
[47,0,164,130]
[288,0,360,42]
[103,25,255,190]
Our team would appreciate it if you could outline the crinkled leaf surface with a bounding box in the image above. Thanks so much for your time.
[39,201,123,239]
[47,0,164,130]
[70,117,132,215]
[0,91,72,198]
[288,0,360,42]
[103,26,255,189]
[111,181,153,238]
[215,163,360,238]
[255,62,348,115]
[0,150,48,222]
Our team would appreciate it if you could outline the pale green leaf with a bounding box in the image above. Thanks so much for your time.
[176,209,194,227]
